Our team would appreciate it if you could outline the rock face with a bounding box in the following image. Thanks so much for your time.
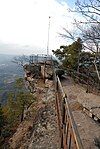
[28,105,60,149]
[28,80,60,149]
[9,79,60,149]
[9,61,60,149]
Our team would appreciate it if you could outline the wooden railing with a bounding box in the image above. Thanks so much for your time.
[54,73,84,149]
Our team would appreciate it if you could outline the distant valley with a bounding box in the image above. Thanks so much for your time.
[0,54,24,104]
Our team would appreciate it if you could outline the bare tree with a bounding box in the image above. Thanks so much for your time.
[64,0,100,52]
[75,0,100,80]
[75,0,100,23]
[60,0,100,80]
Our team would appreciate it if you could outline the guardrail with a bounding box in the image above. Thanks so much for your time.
[54,73,83,149]
[29,54,53,64]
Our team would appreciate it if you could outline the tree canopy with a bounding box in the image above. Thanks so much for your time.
[52,38,82,69]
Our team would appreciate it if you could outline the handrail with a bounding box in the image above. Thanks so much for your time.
[64,97,83,149]
[54,74,84,149]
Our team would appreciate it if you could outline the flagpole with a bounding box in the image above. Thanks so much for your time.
[47,16,51,56]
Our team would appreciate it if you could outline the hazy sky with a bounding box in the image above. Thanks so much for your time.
[0,0,77,55]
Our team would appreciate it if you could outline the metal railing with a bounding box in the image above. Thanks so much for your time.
[29,54,52,64]
[54,73,83,149]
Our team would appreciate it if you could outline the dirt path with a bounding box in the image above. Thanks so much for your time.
[61,76,100,149]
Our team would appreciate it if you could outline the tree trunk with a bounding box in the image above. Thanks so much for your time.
[93,60,100,81]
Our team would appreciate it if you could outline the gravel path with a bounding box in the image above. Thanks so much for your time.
[61,76,100,149]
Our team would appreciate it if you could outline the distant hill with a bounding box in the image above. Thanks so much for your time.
[0,54,24,104]
[0,54,16,64]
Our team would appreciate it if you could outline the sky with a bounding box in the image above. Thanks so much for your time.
[0,0,77,55]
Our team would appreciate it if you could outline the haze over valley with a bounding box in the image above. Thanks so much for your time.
[0,54,23,104]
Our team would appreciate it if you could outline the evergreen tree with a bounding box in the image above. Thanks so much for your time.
[52,38,82,69]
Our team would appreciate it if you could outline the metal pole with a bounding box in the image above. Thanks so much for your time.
[47,16,51,56]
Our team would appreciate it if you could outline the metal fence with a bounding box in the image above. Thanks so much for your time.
[29,54,52,64]
[54,73,83,149]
